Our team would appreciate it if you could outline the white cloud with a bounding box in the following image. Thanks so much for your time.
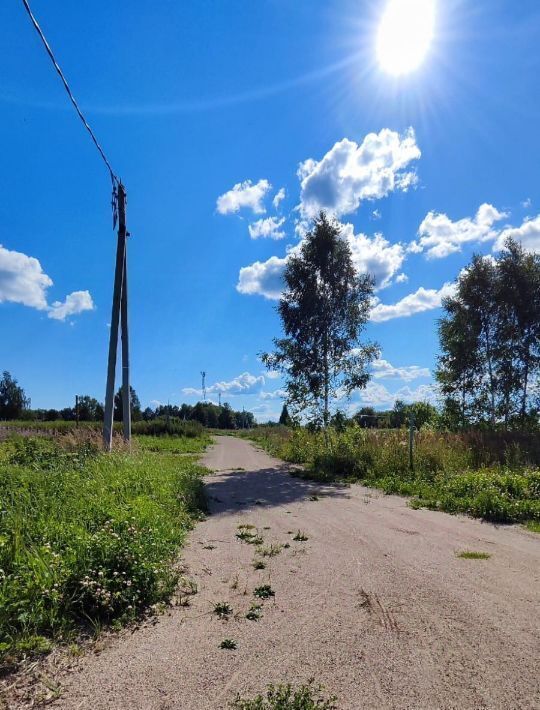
[341,223,406,290]
[371,358,431,381]
[371,209,382,220]
[493,215,540,252]
[0,244,52,310]
[237,222,405,300]
[0,243,93,322]
[273,188,286,209]
[183,371,265,397]
[395,273,409,283]
[266,370,281,379]
[248,216,286,240]
[260,388,286,400]
[353,381,437,408]
[216,179,271,215]
[48,290,94,321]
[370,282,456,322]
[236,255,287,300]
[412,203,507,259]
[298,127,420,219]
[521,198,532,209]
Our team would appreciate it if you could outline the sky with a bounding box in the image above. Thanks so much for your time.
[1,0,540,420]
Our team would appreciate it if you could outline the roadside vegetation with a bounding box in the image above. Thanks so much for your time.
[231,682,337,709]
[0,433,208,663]
[248,425,540,526]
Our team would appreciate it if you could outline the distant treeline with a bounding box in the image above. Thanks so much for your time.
[0,372,255,431]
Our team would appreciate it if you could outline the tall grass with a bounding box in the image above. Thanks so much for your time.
[248,426,540,525]
[0,435,207,660]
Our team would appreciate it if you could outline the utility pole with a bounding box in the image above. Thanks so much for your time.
[103,183,131,451]
[218,392,222,407]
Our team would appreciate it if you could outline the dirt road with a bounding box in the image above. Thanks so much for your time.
[53,436,539,709]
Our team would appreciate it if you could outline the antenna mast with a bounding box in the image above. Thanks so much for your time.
[201,371,207,403]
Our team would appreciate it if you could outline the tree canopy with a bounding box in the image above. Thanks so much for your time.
[262,212,378,427]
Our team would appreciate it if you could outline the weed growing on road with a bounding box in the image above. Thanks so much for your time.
[220,639,237,650]
[230,681,337,709]
[253,585,274,599]
[236,525,264,545]
[245,603,263,621]
[252,559,266,570]
[257,543,283,557]
[457,551,491,559]
[293,531,309,541]
[213,602,233,619]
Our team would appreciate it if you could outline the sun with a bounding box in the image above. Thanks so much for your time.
[377,0,435,76]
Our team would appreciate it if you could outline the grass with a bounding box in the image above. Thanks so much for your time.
[293,531,309,542]
[230,682,337,709]
[213,602,233,619]
[220,638,237,650]
[0,434,208,663]
[525,519,540,533]
[252,559,266,570]
[245,603,263,621]
[247,426,540,526]
[256,543,283,557]
[236,526,264,545]
[253,585,274,599]
[457,551,491,560]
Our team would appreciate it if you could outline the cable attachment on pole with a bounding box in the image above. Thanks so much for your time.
[111,182,119,230]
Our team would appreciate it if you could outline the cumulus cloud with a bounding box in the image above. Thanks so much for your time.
[273,188,286,209]
[298,127,420,219]
[237,222,405,300]
[236,255,287,300]
[412,203,507,259]
[0,243,94,322]
[493,215,540,252]
[216,179,271,215]
[183,371,265,397]
[371,358,431,381]
[370,282,456,322]
[341,223,406,290]
[265,370,281,380]
[0,244,52,310]
[48,290,95,321]
[353,381,437,408]
[260,388,287,400]
[248,216,286,240]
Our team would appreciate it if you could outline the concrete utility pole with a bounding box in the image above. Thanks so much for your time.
[103,183,131,451]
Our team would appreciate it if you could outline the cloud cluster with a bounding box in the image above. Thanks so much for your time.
[236,255,287,300]
[248,216,286,240]
[353,381,437,408]
[0,244,94,322]
[371,358,431,381]
[341,223,405,290]
[411,203,507,259]
[370,282,456,323]
[216,179,271,215]
[183,371,265,397]
[48,290,95,321]
[494,215,540,252]
[298,128,420,219]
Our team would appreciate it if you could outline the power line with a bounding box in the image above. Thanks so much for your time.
[20,0,118,187]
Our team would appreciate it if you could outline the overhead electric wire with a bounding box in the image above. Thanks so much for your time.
[20,0,119,187]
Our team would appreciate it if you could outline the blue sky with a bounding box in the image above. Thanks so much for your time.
[1,0,540,420]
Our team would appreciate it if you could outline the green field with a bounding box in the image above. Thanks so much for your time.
[246,426,540,527]
[0,434,209,662]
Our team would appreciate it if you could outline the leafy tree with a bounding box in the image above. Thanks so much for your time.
[389,400,407,429]
[77,395,104,421]
[407,401,438,429]
[0,371,30,420]
[218,403,236,429]
[279,404,292,426]
[437,240,540,429]
[354,406,377,428]
[262,213,378,429]
[114,386,142,422]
